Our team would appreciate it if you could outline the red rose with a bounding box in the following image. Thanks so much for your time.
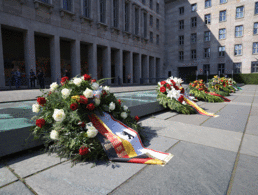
[79,121,85,128]
[36,119,45,128]
[174,85,179,90]
[70,103,78,111]
[83,74,91,81]
[86,103,95,111]
[181,88,185,94]
[198,88,202,90]
[160,86,166,93]
[171,80,176,86]
[166,84,171,90]
[37,97,46,106]
[134,115,140,122]
[102,90,107,97]
[61,76,69,84]
[118,99,121,105]
[178,95,184,103]
[160,81,166,85]
[91,79,96,83]
[78,95,88,104]
[79,146,89,155]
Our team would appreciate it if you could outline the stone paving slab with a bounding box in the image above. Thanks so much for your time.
[167,114,210,126]
[198,102,226,113]
[230,154,258,195]
[111,141,237,195]
[152,111,177,120]
[245,116,258,136]
[141,118,242,152]
[250,106,258,116]
[216,104,251,116]
[240,134,258,157]
[0,166,18,187]
[231,96,254,103]
[0,181,34,195]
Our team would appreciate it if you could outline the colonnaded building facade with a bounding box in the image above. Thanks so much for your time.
[0,0,164,88]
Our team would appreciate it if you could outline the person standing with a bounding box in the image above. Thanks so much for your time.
[64,69,70,79]
[15,68,21,89]
[30,69,36,88]
[37,70,45,89]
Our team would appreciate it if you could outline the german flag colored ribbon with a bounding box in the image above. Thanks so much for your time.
[184,96,219,117]
[88,112,173,165]
[208,92,231,102]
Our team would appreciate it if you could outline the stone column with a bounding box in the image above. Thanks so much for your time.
[149,56,155,84]
[0,25,5,88]
[145,55,149,84]
[71,39,81,77]
[88,43,97,79]
[50,35,61,83]
[24,29,36,82]
[115,49,123,85]
[133,53,140,84]
[129,51,133,84]
[103,46,111,85]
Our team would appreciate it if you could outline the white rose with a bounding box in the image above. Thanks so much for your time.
[109,102,116,111]
[103,86,110,91]
[94,98,101,106]
[50,130,59,140]
[32,103,40,113]
[52,109,66,122]
[50,82,58,91]
[91,82,99,90]
[83,88,93,98]
[73,78,83,86]
[123,105,128,111]
[121,112,128,119]
[86,127,98,138]
[61,88,71,99]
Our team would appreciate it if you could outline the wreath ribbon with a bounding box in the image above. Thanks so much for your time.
[207,92,231,102]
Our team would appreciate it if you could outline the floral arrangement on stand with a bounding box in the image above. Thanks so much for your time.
[208,76,235,96]
[31,75,142,165]
[188,80,224,102]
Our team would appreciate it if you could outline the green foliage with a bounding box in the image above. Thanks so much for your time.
[189,89,224,102]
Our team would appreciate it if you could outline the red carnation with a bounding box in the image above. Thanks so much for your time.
[118,99,121,105]
[198,88,202,91]
[70,103,78,111]
[79,121,85,128]
[91,79,96,83]
[102,90,107,97]
[78,95,88,104]
[174,85,179,90]
[61,76,69,84]
[171,80,176,86]
[166,84,171,90]
[160,81,166,85]
[86,103,95,111]
[36,119,45,128]
[160,86,166,93]
[134,115,140,122]
[83,74,91,81]
[178,95,184,103]
[181,88,185,94]
[79,146,89,155]
[37,97,46,106]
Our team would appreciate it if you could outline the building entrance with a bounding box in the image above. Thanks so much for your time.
[178,66,197,83]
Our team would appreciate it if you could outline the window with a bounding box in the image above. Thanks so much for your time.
[179,36,184,45]
[191,17,197,27]
[236,6,244,19]
[125,2,129,32]
[219,28,226,39]
[63,0,72,11]
[235,26,243,37]
[204,48,210,58]
[156,35,159,45]
[143,12,147,38]
[233,63,241,73]
[156,3,159,14]
[191,3,197,12]
[204,31,211,42]
[150,0,153,9]
[135,8,139,35]
[113,0,119,28]
[219,10,226,22]
[179,51,184,60]
[255,2,258,15]
[142,0,145,5]
[156,19,159,30]
[220,0,227,4]
[205,14,211,24]
[219,46,225,57]
[251,61,258,72]
[191,33,197,43]
[99,0,106,23]
[234,44,242,56]
[150,32,153,43]
[179,20,184,30]
[83,0,90,18]
[205,0,211,8]
[41,0,49,3]
[218,63,225,74]
[203,64,210,74]
[253,42,258,54]
[254,23,258,35]
[191,50,197,59]
[179,7,184,15]
[150,15,153,27]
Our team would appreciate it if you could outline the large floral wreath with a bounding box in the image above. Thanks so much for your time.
[208,76,235,96]
[31,75,142,165]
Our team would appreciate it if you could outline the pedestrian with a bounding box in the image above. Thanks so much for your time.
[64,69,70,79]
[37,70,45,89]
[15,68,21,89]
[10,68,15,86]
[30,69,36,88]
[127,74,131,84]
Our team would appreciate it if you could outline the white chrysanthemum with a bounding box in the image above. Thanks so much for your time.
[83,88,93,98]
[109,102,116,111]
[50,82,58,91]
[86,126,98,138]
[73,78,83,86]
[103,86,110,91]
[52,109,66,122]
[167,88,180,100]
[61,88,71,99]
[123,105,128,111]
[121,112,128,119]
[94,98,101,106]
[91,82,99,90]
[50,130,59,140]
[32,103,40,113]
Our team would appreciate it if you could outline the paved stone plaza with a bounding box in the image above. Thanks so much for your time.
[0,85,258,195]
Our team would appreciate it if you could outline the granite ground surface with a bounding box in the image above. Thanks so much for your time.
[0,85,257,195]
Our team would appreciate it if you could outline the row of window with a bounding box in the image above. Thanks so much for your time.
[142,0,160,13]
[179,1,258,16]
[149,32,159,45]
[200,63,241,75]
